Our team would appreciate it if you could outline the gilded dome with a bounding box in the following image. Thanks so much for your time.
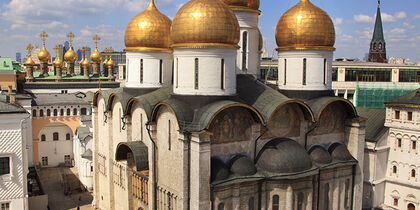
[106,58,115,68]
[37,47,51,63]
[53,57,63,68]
[124,0,172,52]
[90,49,103,63]
[64,48,78,63]
[171,0,240,49]
[25,56,35,67]
[82,57,91,69]
[220,0,259,11]
[275,0,335,51]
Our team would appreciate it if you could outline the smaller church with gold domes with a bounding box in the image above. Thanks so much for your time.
[92,0,366,209]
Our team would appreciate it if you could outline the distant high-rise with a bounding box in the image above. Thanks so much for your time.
[368,0,387,63]
[64,41,70,51]
[15,52,21,63]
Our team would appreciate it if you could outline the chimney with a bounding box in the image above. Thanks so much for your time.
[8,85,15,104]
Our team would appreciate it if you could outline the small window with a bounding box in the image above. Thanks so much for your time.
[81,108,87,115]
[67,108,70,116]
[218,203,224,210]
[91,165,93,172]
[73,108,77,115]
[303,58,307,85]
[248,197,254,210]
[159,59,163,84]
[0,157,10,175]
[176,58,179,88]
[393,166,397,174]
[1,203,10,210]
[66,133,71,140]
[272,195,279,210]
[53,132,59,141]
[40,110,44,117]
[323,58,327,85]
[397,139,402,148]
[284,59,287,85]
[33,110,37,117]
[42,157,48,166]
[408,112,413,121]
[41,134,46,141]
[393,198,398,206]
[53,109,57,116]
[140,59,143,83]
[47,109,51,117]
[242,31,248,71]
[168,120,171,150]
[194,58,199,90]
[60,109,64,116]
[411,169,416,178]
[395,110,400,119]
[221,59,225,90]
[412,141,417,150]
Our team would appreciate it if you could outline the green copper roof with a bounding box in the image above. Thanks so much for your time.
[33,71,109,79]
[0,58,14,71]
[357,107,386,142]
[386,88,420,106]
[372,4,385,42]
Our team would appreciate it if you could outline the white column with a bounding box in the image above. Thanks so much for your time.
[286,185,293,209]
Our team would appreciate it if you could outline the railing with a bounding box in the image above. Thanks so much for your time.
[132,172,148,205]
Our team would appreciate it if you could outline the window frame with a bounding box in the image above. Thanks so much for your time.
[0,156,11,177]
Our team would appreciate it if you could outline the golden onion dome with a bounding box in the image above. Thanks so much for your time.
[82,57,91,68]
[90,49,103,63]
[102,57,108,66]
[37,46,51,63]
[53,57,63,68]
[275,0,335,51]
[25,56,35,67]
[220,0,259,11]
[171,0,240,49]
[64,48,78,63]
[124,0,172,52]
[106,58,115,68]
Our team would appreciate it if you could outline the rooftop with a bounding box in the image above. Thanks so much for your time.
[32,93,90,106]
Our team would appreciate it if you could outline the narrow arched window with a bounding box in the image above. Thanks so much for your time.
[303,58,307,85]
[40,110,44,117]
[176,58,179,88]
[53,132,59,141]
[194,58,199,89]
[66,133,71,140]
[41,134,46,141]
[324,183,329,210]
[284,59,287,85]
[81,108,87,115]
[53,109,57,116]
[140,59,143,83]
[272,195,279,210]
[373,43,376,50]
[297,192,304,210]
[33,110,37,117]
[221,59,225,90]
[242,31,248,71]
[73,108,77,116]
[323,58,327,85]
[412,169,416,178]
[67,108,70,116]
[393,166,397,174]
[248,197,254,210]
[218,203,224,210]
[60,109,64,116]
[159,59,163,84]
[47,109,51,117]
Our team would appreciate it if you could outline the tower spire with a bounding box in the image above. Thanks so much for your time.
[368,0,387,63]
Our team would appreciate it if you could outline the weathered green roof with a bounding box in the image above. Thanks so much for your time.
[76,126,92,141]
[115,141,148,171]
[0,58,14,71]
[0,95,27,114]
[356,107,386,142]
[32,71,109,79]
[306,96,357,120]
[386,88,420,106]
[130,86,172,118]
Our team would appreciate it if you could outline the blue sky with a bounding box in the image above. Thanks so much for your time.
[0,0,419,62]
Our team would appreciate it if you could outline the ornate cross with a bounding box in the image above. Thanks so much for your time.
[53,45,61,57]
[40,31,48,45]
[67,32,75,46]
[93,34,101,49]
[26,44,34,55]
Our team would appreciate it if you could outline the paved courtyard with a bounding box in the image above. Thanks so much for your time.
[38,167,93,210]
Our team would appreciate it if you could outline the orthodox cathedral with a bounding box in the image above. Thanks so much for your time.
[92,0,366,209]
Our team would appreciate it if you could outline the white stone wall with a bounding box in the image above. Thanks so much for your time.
[173,48,237,96]
[73,134,93,190]
[234,11,260,78]
[278,50,333,91]
[0,113,30,210]
[125,51,173,88]
[38,123,74,167]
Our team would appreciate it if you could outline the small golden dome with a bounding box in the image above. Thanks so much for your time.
[37,47,51,63]
[64,48,78,63]
[53,57,63,68]
[90,49,103,63]
[275,0,335,51]
[25,56,35,67]
[82,57,91,69]
[106,58,115,68]
[220,0,259,11]
[102,57,108,66]
[171,0,240,49]
[124,0,172,52]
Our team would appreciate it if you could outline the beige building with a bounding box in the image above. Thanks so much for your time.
[92,0,366,209]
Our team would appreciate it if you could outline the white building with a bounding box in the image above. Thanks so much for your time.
[73,117,93,191]
[361,89,420,210]
[0,94,30,210]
